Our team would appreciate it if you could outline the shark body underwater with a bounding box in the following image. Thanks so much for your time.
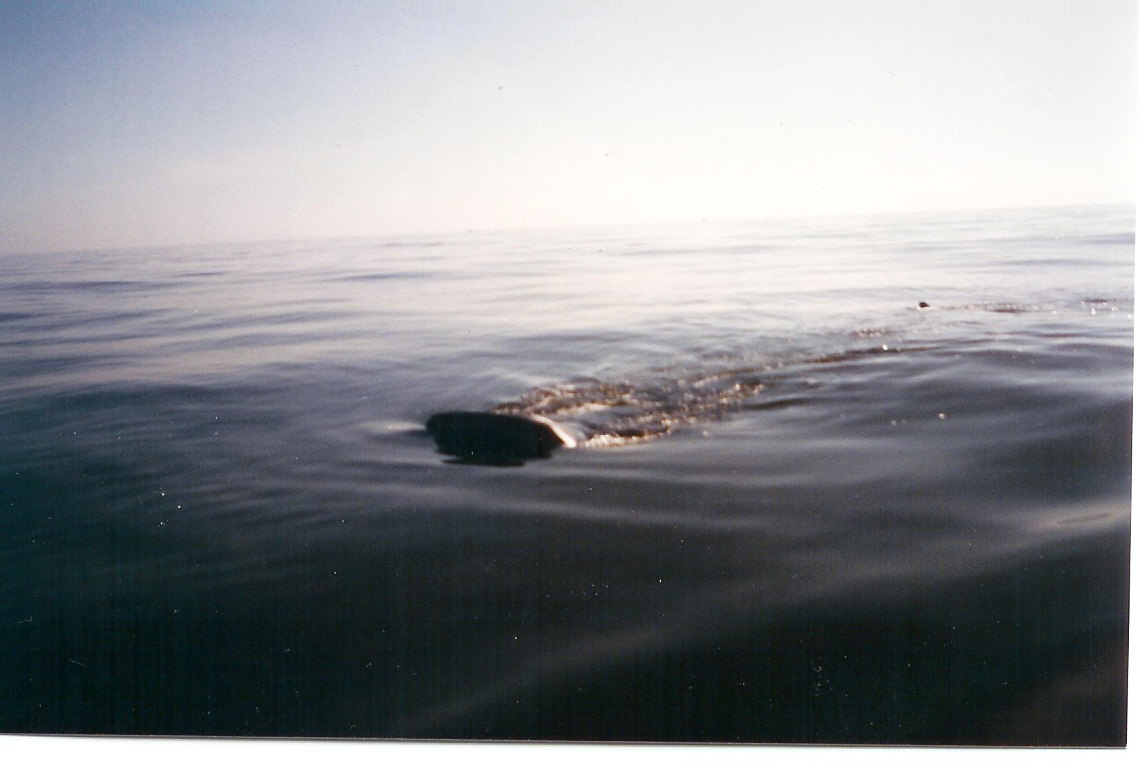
[425,301,942,465]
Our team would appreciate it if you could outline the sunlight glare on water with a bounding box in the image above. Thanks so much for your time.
[0,205,1131,743]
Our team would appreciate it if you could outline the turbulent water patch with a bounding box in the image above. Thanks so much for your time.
[493,371,768,446]
[489,338,939,447]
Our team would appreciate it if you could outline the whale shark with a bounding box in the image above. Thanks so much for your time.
[426,411,578,464]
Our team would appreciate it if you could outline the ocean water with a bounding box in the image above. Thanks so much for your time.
[0,205,1132,744]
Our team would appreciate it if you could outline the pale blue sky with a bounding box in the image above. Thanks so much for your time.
[0,0,1136,254]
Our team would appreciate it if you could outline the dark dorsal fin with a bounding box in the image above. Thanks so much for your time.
[426,411,575,465]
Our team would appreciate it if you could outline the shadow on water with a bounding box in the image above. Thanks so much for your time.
[0,515,1126,744]
[433,528,1129,745]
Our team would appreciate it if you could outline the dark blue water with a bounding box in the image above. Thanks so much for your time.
[0,206,1131,744]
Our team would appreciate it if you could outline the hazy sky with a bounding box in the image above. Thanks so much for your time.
[0,0,1136,254]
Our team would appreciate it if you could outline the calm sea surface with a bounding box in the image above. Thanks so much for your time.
[0,206,1132,743]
